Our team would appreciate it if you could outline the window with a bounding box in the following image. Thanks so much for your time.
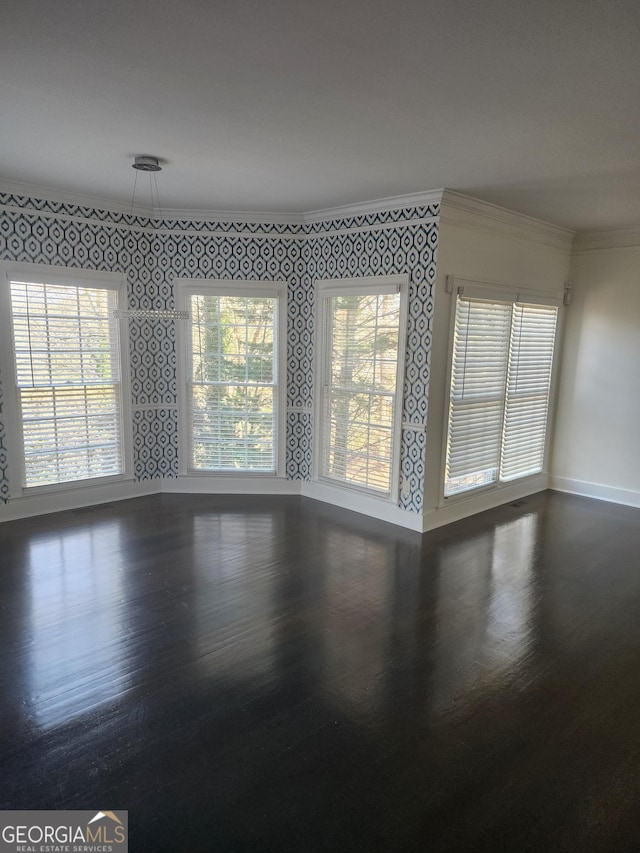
[315,276,408,500]
[0,265,129,491]
[177,281,286,474]
[444,285,559,498]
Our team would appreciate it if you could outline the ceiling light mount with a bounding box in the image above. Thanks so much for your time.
[132,155,162,172]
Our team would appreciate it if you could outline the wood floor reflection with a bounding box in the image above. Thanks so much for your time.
[1,491,640,852]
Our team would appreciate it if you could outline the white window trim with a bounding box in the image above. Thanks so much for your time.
[0,262,133,497]
[438,276,564,508]
[313,274,409,504]
[175,278,287,478]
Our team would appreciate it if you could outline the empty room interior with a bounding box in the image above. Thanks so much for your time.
[1,1,640,850]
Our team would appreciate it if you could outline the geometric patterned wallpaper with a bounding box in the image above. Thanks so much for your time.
[304,206,439,512]
[0,192,439,513]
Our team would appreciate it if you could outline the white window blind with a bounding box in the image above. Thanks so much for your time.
[445,299,511,494]
[501,303,558,481]
[9,279,124,488]
[320,290,402,495]
[445,295,558,498]
[188,293,278,472]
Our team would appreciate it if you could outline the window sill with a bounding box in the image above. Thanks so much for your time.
[316,475,394,504]
[438,472,545,509]
[163,474,298,496]
[20,472,130,498]
[182,469,283,478]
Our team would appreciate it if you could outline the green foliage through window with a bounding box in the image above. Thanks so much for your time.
[189,294,278,472]
[321,291,401,493]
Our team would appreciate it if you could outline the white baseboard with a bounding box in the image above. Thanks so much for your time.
[0,479,160,522]
[300,480,423,531]
[161,475,301,495]
[421,473,549,532]
[550,476,640,509]
[12,472,629,532]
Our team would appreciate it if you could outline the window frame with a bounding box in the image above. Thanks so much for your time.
[313,274,409,504]
[439,277,563,506]
[175,279,287,478]
[0,262,133,496]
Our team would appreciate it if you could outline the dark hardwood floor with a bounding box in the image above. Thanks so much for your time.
[1,490,640,852]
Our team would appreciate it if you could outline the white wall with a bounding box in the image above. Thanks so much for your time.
[551,245,640,507]
[423,200,573,530]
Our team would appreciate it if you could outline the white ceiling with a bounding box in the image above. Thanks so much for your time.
[1,0,639,232]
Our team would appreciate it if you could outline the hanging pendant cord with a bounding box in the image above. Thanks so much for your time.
[130,169,139,217]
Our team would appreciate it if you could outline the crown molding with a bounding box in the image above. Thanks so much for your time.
[157,207,304,225]
[0,178,581,248]
[440,189,576,250]
[572,225,640,252]
[0,177,305,224]
[303,189,444,223]
[158,190,444,225]
[0,179,444,226]
[0,177,154,218]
